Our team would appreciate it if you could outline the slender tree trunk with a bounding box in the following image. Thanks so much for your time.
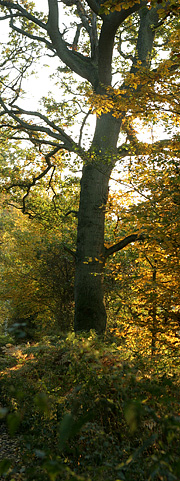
[151,265,157,356]
[74,113,121,332]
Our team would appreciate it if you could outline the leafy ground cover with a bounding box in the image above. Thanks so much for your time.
[0,328,180,481]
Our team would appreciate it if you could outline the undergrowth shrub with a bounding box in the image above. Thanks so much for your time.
[0,332,180,480]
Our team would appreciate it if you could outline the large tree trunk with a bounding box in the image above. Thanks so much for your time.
[74,113,121,332]
[74,162,108,332]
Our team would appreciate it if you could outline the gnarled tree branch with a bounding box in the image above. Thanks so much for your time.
[5,145,60,215]
[0,97,89,160]
[47,0,98,87]
[104,233,145,258]
[0,1,47,30]
[9,13,55,52]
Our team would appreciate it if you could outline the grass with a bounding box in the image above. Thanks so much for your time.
[0,328,180,481]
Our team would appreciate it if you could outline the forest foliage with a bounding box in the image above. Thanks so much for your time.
[0,331,180,481]
[0,0,180,479]
[0,0,179,331]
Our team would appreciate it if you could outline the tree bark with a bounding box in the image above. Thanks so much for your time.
[74,113,121,332]
[74,163,108,332]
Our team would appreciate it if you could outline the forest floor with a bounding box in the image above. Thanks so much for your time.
[0,329,180,481]
[0,424,22,480]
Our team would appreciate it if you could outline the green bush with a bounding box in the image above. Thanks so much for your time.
[0,333,180,481]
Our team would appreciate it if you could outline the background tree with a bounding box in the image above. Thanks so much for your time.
[0,192,75,338]
[0,0,179,332]
[104,150,180,351]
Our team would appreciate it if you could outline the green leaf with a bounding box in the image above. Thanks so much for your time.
[124,400,143,433]
[175,459,180,476]
[0,459,12,475]
[7,412,21,436]
[43,459,62,481]
[34,392,49,414]
[58,412,74,450]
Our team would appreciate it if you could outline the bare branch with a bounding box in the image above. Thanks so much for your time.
[63,244,76,258]
[5,146,60,214]
[78,110,91,146]
[64,210,78,217]
[72,23,83,50]
[0,97,88,160]
[62,0,98,58]
[75,2,98,58]
[118,32,134,61]
[9,13,55,52]
[76,1,91,35]
[0,12,21,20]
[0,1,47,30]
[104,233,145,258]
